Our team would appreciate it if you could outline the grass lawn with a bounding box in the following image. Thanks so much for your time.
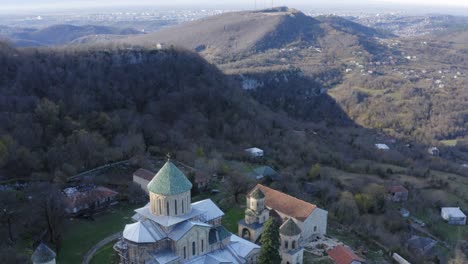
[222,206,245,234]
[90,241,119,264]
[57,203,140,264]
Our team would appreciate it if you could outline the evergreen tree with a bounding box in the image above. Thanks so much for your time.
[258,218,281,264]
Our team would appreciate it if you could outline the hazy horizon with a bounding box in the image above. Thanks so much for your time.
[1,0,468,15]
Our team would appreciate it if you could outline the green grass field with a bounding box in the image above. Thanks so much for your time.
[90,241,119,264]
[222,206,245,234]
[57,203,140,264]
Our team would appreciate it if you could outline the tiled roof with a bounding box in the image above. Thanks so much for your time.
[133,168,155,181]
[327,245,364,264]
[64,186,118,211]
[279,218,301,236]
[253,184,316,222]
[147,160,192,195]
[387,185,408,193]
[31,243,56,263]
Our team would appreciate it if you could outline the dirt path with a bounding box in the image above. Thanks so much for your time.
[82,232,121,264]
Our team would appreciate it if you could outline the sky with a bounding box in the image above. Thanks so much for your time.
[0,0,468,13]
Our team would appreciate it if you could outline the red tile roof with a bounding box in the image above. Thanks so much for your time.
[387,185,408,193]
[133,168,155,181]
[328,245,364,264]
[253,184,316,222]
[64,186,118,210]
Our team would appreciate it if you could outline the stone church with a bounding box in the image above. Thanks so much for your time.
[238,184,328,264]
[114,159,260,264]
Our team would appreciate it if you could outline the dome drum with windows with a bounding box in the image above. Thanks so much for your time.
[148,160,193,217]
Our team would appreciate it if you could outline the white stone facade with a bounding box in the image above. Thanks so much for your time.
[150,190,191,216]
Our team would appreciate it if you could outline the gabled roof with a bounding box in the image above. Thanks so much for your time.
[168,221,211,241]
[133,168,155,181]
[31,243,56,263]
[64,186,118,211]
[407,235,437,252]
[192,199,224,221]
[279,218,301,236]
[253,184,316,222]
[327,245,364,264]
[245,147,263,153]
[123,222,157,243]
[147,160,192,195]
[229,235,261,258]
[441,207,466,218]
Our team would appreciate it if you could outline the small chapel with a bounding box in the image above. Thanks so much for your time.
[238,184,328,264]
[114,159,260,264]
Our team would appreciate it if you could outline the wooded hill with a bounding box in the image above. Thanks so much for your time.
[0,42,398,182]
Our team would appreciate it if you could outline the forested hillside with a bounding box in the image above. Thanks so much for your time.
[0,42,386,183]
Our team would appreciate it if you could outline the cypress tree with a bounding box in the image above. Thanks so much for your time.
[258,218,281,264]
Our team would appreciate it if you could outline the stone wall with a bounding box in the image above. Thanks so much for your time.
[149,190,191,216]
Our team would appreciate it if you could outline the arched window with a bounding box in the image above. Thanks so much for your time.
[182,200,185,214]
[166,201,169,214]
[292,240,296,249]
[285,240,288,249]
[158,199,161,214]
[175,200,178,214]
[201,239,204,252]
[192,241,196,256]
[183,246,186,259]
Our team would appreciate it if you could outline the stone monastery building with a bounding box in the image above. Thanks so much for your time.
[114,159,260,264]
[238,184,328,264]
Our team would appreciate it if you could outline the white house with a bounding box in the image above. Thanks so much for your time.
[441,207,466,225]
[244,147,264,157]
[375,144,390,150]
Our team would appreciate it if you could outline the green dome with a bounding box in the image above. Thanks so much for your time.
[147,161,192,195]
[280,218,301,236]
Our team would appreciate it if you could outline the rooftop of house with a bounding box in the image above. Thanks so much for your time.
[387,185,408,193]
[407,235,437,252]
[147,160,192,195]
[31,243,56,263]
[245,147,263,152]
[441,207,466,218]
[64,186,118,210]
[375,143,390,150]
[253,184,317,222]
[327,245,364,264]
[133,168,155,181]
